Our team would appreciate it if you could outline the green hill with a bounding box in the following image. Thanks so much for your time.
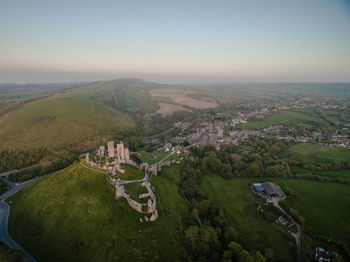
[0,79,162,150]
[7,162,189,262]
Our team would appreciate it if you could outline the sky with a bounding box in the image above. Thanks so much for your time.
[0,0,350,83]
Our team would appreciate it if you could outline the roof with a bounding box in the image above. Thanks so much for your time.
[261,182,284,196]
[253,183,264,192]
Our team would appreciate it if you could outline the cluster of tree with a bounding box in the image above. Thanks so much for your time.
[179,163,265,261]
[9,152,78,183]
[0,149,47,172]
[294,173,350,185]
[0,242,25,262]
[0,181,10,195]
[187,138,293,178]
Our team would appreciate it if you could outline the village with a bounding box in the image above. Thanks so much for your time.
[164,97,350,151]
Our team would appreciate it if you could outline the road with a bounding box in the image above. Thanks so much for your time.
[0,173,55,262]
[271,197,302,262]
[0,164,41,178]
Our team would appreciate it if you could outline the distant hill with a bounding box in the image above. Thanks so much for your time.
[0,79,156,150]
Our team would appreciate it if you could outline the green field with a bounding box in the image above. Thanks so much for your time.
[8,162,189,262]
[123,182,148,202]
[277,179,350,246]
[200,175,296,262]
[135,150,170,165]
[241,110,327,130]
[317,169,350,181]
[289,143,322,155]
[288,143,350,162]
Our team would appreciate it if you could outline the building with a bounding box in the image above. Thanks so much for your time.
[116,141,130,162]
[107,141,115,158]
[97,146,105,157]
[261,182,284,197]
[314,247,331,262]
[253,182,284,198]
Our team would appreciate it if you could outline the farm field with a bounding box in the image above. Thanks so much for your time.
[149,89,218,109]
[241,110,327,130]
[288,143,350,162]
[7,162,188,262]
[276,179,350,247]
[200,175,296,262]
[154,102,191,116]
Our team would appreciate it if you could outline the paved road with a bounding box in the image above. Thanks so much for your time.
[0,177,15,188]
[0,173,55,262]
[0,202,37,262]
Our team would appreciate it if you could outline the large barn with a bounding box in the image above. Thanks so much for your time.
[253,182,284,198]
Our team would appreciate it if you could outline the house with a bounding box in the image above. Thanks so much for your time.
[314,247,331,262]
[277,213,292,226]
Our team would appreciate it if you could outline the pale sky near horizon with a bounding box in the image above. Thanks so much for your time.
[0,0,350,83]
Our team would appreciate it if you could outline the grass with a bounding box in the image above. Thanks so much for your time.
[288,143,350,162]
[289,143,322,155]
[316,169,350,181]
[135,150,170,165]
[241,110,327,130]
[117,164,145,180]
[200,175,296,262]
[123,182,148,201]
[276,179,350,246]
[7,162,189,262]
[0,81,137,150]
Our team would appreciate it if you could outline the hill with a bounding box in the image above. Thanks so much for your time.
[7,162,189,262]
[0,78,223,151]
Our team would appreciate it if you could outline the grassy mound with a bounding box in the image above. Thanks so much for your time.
[7,162,188,262]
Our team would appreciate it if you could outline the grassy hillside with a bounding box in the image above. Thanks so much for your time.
[7,162,189,262]
[0,80,141,150]
[200,175,296,262]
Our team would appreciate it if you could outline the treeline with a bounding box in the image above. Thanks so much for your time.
[188,138,293,179]
[179,162,265,261]
[287,157,350,172]
[9,152,79,183]
[0,149,47,172]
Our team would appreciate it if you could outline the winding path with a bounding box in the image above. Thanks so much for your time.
[271,197,302,262]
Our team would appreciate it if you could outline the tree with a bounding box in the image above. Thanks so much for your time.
[238,250,253,262]
[254,251,265,262]
[185,226,199,251]
[198,199,210,217]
